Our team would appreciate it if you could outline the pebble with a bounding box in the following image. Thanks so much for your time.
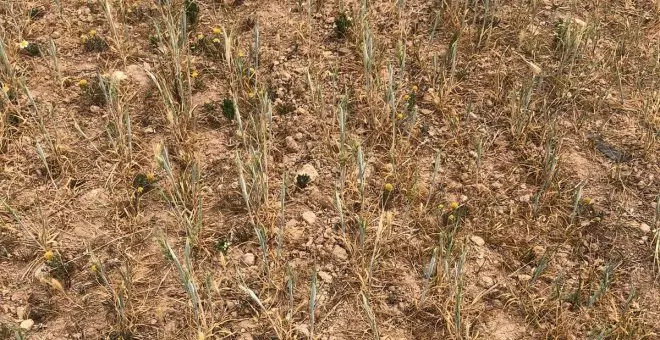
[302,211,317,225]
[20,319,34,330]
[639,222,651,233]
[297,163,319,182]
[479,275,494,287]
[332,245,348,261]
[241,253,256,266]
[285,136,299,151]
[517,274,532,282]
[89,105,101,113]
[16,306,26,319]
[470,235,485,246]
[318,271,333,283]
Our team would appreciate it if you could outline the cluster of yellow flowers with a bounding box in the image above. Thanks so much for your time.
[80,29,97,43]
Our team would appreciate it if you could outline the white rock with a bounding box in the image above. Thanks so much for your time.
[20,319,34,330]
[318,271,333,284]
[302,211,317,225]
[332,245,348,261]
[89,105,101,113]
[639,222,651,233]
[16,306,26,320]
[241,253,256,266]
[297,163,319,182]
[470,235,485,246]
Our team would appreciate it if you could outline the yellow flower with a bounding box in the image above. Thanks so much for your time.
[212,38,221,44]
[91,264,98,272]
[80,34,89,43]
[247,91,255,98]
[396,113,404,120]
[137,186,144,193]
[88,29,97,37]
[146,172,154,182]
[197,33,205,40]
[1,83,9,94]
[248,67,255,74]
[78,79,88,87]
[384,183,394,192]
[191,70,199,78]
[18,40,29,49]
[449,201,459,210]
[412,85,418,92]
[212,27,222,34]
[437,204,444,211]
[403,94,410,101]
[44,250,54,261]
[582,197,593,205]
[238,50,246,57]
[448,214,456,222]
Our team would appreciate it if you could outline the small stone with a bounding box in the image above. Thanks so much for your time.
[332,245,348,260]
[517,274,532,282]
[318,271,333,283]
[302,211,317,225]
[479,275,494,287]
[16,306,26,319]
[125,64,151,90]
[295,324,310,337]
[639,222,651,233]
[297,163,319,182]
[285,136,299,151]
[470,235,485,246]
[20,319,34,330]
[89,105,101,113]
[241,253,256,266]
